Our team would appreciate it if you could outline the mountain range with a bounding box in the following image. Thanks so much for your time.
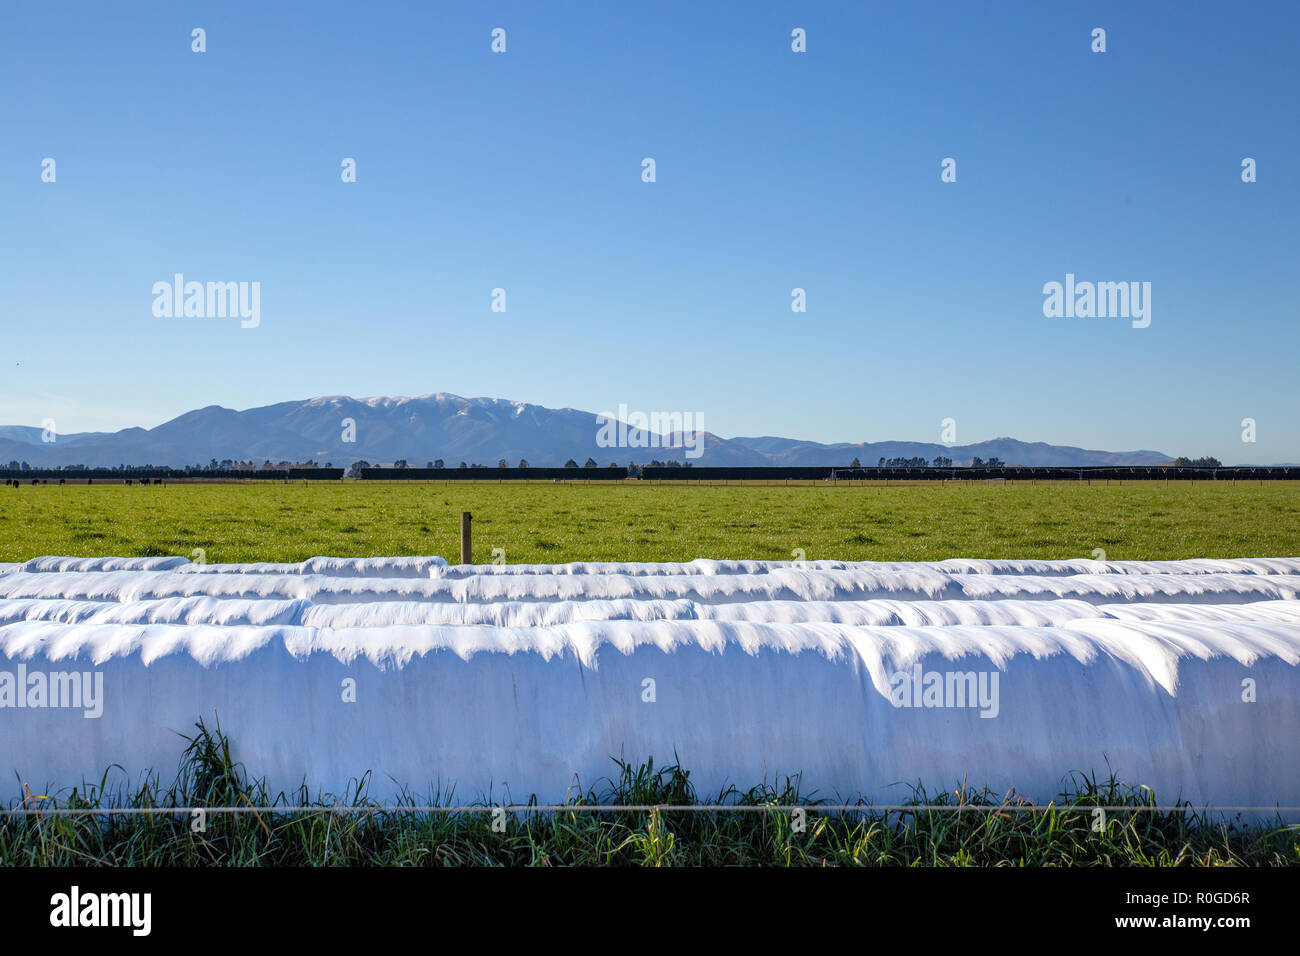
[0,393,1174,469]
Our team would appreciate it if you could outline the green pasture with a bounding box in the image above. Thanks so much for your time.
[0,480,1295,563]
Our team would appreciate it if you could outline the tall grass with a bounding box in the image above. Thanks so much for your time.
[3,720,1297,866]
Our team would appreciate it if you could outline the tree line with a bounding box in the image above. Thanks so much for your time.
[845,456,1000,468]
[347,458,686,477]
[2,459,331,474]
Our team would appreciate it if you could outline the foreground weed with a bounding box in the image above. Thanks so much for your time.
[2,723,1296,867]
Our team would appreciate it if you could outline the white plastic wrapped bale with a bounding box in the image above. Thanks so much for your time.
[2,554,1299,810]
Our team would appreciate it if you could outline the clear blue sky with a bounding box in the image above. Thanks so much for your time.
[2,1,1297,462]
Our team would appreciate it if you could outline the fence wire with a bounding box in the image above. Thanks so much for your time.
[6,803,1300,818]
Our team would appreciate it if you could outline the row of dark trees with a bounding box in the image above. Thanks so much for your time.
[3,459,332,474]
[347,458,693,478]
[198,459,334,471]
[5,453,1228,476]
[847,455,1226,469]
[845,456,996,468]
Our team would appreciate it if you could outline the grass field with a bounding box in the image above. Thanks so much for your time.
[0,480,1296,564]
[4,722,1296,866]
[4,483,1298,866]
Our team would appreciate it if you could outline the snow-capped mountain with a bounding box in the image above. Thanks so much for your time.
[0,392,1173,468]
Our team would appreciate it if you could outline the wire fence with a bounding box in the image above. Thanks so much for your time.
[6,803,1300,818]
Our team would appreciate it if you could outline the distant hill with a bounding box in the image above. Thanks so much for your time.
[0,392,1174,469]
[726,436,1173,468]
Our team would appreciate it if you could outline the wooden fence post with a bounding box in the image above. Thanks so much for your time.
[460,511,472,564]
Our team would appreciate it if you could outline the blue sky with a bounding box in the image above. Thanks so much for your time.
[2,1,1297,462]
